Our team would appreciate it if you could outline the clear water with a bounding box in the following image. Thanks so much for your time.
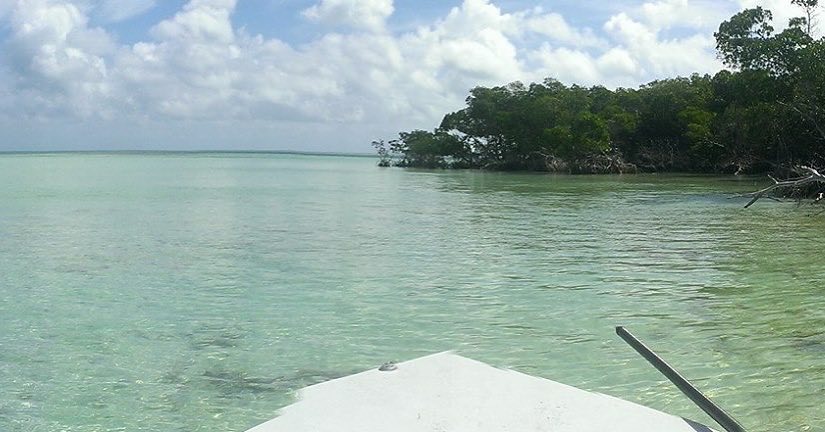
[0,153,822,432]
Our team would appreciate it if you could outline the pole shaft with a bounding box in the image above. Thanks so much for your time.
[616,326,746,432]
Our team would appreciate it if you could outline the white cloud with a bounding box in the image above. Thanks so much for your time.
[525,11,605,48]
[603,11,721,79]
[3,0,803,150]
[522,0,725,88]
[117,0,245,118]
[150,0,237,43]
[415,0,522,83]
[528,46,600,84]
[638,0,731,31]
[302,0,394,32]
[597,48,640,78]
[96,0,155,23]
[5,0,114,118]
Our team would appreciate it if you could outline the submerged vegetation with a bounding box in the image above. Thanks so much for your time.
[374,1,825,177]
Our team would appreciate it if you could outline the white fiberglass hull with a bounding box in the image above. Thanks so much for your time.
[246,352,715,432]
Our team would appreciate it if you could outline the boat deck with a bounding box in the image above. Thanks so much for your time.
[246,352,715,432]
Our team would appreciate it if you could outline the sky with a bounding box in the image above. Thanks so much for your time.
[0,0,812,152]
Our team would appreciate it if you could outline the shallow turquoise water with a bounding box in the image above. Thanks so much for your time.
[0,153,822,432]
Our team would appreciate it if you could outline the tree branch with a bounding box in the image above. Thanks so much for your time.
[783,101,825,142]
[742,166,825,207]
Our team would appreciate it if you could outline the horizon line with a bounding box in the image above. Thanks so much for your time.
[0,149,376,158]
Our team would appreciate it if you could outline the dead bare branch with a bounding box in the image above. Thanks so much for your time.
[742,166,825,208]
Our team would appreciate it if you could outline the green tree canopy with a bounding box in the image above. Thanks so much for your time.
[377,1,824,173]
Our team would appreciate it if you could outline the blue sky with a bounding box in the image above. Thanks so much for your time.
[87,1,608,44]
[0,0,811,152]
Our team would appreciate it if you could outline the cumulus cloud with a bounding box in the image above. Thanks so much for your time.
[638,0,731,31]
[525,11,606,48]
[4,0,114,117]
[602,11,721,79]
[302,0,394,32]
[410,0,522,83]
[150,0,237,43]
[0,0,808,150]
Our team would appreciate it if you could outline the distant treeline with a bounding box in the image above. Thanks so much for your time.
[373,1,825,174]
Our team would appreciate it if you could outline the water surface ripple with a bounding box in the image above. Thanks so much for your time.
[0,154,822,431]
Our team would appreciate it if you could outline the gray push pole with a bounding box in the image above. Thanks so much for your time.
[616,326,747,432]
